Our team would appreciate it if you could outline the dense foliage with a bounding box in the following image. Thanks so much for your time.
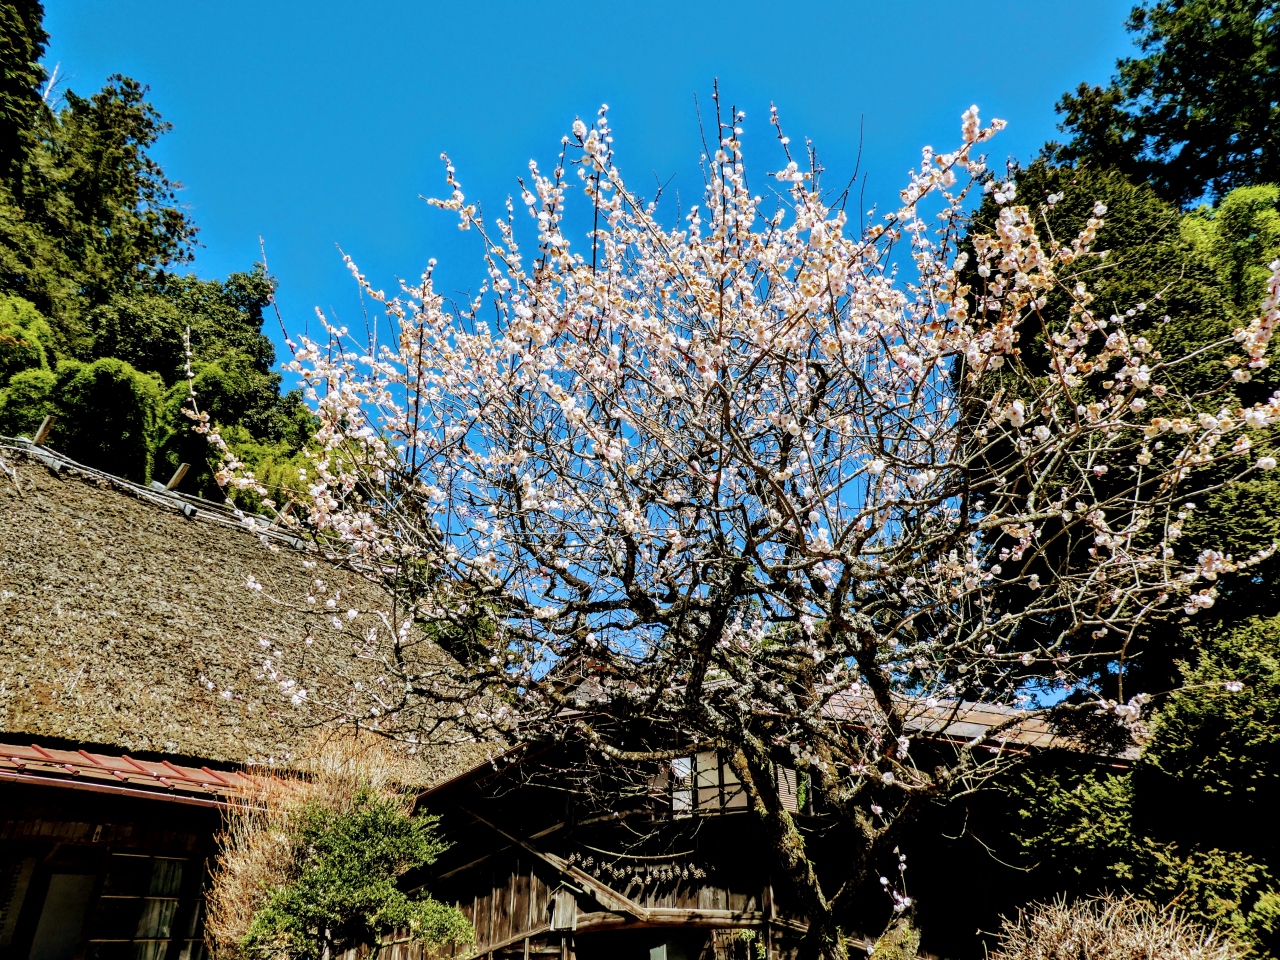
[973,3,1280,956]
[1054,0,1280,206]
[206,744,472,960]
[240,788,471,960]
[966,166,1280,693]
[0,0,309,497]
[1015,619,1280,955]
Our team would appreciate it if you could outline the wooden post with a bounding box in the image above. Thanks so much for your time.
[266,499,294,529]
[164,463,190,490]
[764,880,775,960]
[33,414,56,445]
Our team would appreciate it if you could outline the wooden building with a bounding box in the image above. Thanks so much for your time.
[411,696,1129,960]
[418,743,811,960]
[0,742,253,960]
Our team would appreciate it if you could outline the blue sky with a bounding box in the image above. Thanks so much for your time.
[46,1,1133,353]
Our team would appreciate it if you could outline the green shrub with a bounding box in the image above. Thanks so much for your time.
[153,375,314,502]
[1147,616,1280,802]
[52,357,162,482]
[238,787,472,960]
[1015,617,1280,956]
[0,366,55,436]
[86,292,187,382]
[0,294,53,381]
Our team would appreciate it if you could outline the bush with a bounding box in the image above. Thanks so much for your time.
[992,895,1242,960]
[52,357,162,482]
[207,740,471,960]
[153,378,313,502]
[213,424,310,511]
[0,366,55,436]
[0,294,52,382]
[1148,616,1280,803]
[86,292,187,382]
[240,789,471,959]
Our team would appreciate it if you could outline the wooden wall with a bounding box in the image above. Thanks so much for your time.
[372,851,808,960]
[442,856,559,957]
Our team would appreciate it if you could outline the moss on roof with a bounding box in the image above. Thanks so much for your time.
[0,446,488,786]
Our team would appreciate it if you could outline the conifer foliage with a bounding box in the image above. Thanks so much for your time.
[0,1,309,499]
[1054,0,1280,206]
[988,4,1280,954]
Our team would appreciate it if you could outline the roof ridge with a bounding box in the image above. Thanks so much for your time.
[0,436,307,551]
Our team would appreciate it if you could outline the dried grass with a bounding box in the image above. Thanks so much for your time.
[991,894,1243,960]
[205,733,426,959]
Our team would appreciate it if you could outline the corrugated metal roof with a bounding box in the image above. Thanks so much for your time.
[0,740,256,806]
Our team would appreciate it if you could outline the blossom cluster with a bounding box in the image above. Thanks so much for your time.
[201,100,1278,809]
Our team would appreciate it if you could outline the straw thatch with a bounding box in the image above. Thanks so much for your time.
[0,444,487,785]
[991,895,1241,960]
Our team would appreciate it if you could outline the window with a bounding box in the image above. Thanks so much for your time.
[665,751,748,817]
[0,856,37,949]
[85,854,204,960]
[28,873,96,960]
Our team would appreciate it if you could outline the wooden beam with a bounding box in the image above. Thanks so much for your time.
[438,822,567,880]
[461,926,551,960]
[33,415,55,445]
[573,908,806,933]
[164,463,190,490]
[458,806,651,922]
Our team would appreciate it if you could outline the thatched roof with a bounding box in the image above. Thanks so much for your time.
[0,441,488,786]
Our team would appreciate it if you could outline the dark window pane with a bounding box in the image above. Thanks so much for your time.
[135,899,178,939]
[132,941,170,960]
[178,900,204,939]
[88,897,145,940]
[29,874,96,960]
[86,943,134,960]
[0,857,36,949]
[103,856,152,898]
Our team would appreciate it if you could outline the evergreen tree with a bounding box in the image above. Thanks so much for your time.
[0,1,46,181]
[1015,615,1280,956]
[1054,0,1280,206]
[964,165,1280,697]
[0,365,53,436]
[239,789,471,960]
[0,2,311,504]
[0,73,197,351]
[963,162,1280,957]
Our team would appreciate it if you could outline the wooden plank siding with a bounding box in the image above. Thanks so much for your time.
[433,859,560,958]
[349,854,803,960]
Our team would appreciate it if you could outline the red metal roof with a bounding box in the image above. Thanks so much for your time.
[0,741,256,807]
